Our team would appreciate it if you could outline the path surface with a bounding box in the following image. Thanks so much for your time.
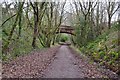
[42,45,85,78]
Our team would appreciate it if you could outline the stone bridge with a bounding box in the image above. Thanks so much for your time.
[56,25,74,35]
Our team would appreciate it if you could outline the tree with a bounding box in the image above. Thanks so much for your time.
[30,2,39,48]
[106,1,120,29]
[30,2,46,48]
[37,2,66,47]
[2,2,24,54]
[73,1,97,46]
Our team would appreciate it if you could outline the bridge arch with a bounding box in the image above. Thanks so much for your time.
[56,25,75,35]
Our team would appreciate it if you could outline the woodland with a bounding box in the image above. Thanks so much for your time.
[1,0,120,76]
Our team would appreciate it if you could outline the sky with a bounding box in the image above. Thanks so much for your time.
[0,0,119,21]
[0,0,120,3]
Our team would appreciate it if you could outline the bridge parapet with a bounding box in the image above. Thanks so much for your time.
[56,25,75,35]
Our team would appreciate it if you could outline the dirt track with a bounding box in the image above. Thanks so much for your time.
[42,45,84,78]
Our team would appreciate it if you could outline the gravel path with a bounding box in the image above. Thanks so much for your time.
[42,45,84,78]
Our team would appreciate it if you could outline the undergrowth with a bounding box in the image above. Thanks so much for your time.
[80,24,119,73]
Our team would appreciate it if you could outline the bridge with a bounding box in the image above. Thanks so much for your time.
[56,25,74,35]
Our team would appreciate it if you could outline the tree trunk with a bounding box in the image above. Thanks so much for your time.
[32,3,39,48]
[108,15,111,29]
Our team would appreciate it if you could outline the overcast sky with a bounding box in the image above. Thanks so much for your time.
[0,0,119,21]
[0,0,120,3]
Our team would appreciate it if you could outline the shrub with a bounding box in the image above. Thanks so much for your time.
[99,51,105,59]
[60,35,68,42]
[109,51,118,60]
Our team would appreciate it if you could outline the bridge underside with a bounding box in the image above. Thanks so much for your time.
[56,31,75,35]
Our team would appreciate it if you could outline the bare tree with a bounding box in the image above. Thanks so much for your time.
[106,1,120,29]
[30,2,46,48]
[2,2,24,53]
[74,0,97,46]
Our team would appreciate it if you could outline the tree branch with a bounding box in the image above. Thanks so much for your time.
[1,14,17,27]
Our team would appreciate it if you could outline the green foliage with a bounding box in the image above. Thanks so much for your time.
[108,51,118,60]
[112,22,120,30]
[99,51,105,59]
[79,24,119,72]
[2,37,33,61]
[60,34,68,42]
[11,39,32,57]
